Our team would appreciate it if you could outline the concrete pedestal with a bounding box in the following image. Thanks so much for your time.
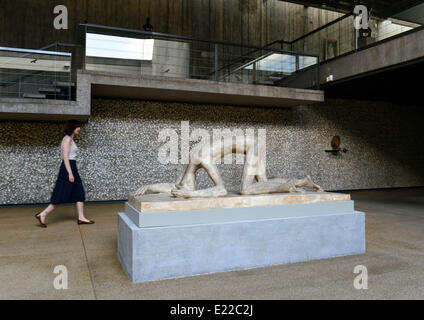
[117,194,365,283]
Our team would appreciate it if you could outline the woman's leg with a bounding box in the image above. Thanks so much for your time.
[38,204,59,223]
[76,201,91,222]
[76,201,86,221]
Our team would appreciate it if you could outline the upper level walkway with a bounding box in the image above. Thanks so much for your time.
[0,25,323,121]
[278,15,424,89]
[320,26,424,86]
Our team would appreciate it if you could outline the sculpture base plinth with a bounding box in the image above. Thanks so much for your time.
[117,193,365,283]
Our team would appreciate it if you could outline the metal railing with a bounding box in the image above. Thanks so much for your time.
[0,46,73,100]
[78,24,320,90]
[273,13,422,63]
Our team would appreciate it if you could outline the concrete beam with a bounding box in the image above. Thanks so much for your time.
[282,27,424,89]
[0,71,91,121]
[87,70,324,108]
[0,69,324,121]
[321,27,424,85]
[0,98,88,121]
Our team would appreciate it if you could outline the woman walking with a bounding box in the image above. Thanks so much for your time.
[35,120,94,227]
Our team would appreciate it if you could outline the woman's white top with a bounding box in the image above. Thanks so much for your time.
[61,135,78,160]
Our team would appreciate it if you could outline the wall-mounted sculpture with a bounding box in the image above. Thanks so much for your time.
[325,135,348,155]
[134,136,324,198]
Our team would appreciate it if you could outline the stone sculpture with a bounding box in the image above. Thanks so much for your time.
[134,136,323,198]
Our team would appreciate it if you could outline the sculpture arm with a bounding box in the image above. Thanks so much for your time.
[241,180,300,195]
[134,183,176,197]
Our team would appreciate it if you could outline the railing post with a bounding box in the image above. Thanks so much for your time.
[252,61,257,84]
[215,44,219,81]
[54,54,57,100]
[315,57,320,90]
[354,26,358,51]
[295,54,299,72]
[69,56,72,100]
[83,25,87,70]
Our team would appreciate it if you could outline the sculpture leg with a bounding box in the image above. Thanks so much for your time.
[241,144,264,190]
[171,162,227,198]
[175,164,189,186]
[176,163,197,191]
[293,176,324,192]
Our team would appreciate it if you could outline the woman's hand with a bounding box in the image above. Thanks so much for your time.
[69,174,75,183]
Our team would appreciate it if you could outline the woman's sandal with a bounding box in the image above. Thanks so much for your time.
[77,219,95,225]
[35,212,47,228]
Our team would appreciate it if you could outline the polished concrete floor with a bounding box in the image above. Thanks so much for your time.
[0,188,423,300]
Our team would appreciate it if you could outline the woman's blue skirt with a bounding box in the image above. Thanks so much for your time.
[50,160,85,204]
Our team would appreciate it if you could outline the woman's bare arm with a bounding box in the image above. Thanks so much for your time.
[62,136,74,183]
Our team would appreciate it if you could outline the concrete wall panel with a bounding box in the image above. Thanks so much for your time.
[1,98,423,205]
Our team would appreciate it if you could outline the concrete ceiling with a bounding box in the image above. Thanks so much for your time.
[323,57,424,104]
[393,2,424,24]
[280,0,424,18]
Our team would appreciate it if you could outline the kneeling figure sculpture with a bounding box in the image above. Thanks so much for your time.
[134,136,323,198]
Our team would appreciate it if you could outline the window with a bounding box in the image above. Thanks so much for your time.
[86,33,154,60]
[245,54,295,73]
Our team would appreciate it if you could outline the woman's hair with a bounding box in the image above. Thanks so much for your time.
[64,120,81,136]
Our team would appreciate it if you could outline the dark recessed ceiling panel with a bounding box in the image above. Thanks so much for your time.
[280,1,424,19]
[393,3,424,24]
[322,59,424,104]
